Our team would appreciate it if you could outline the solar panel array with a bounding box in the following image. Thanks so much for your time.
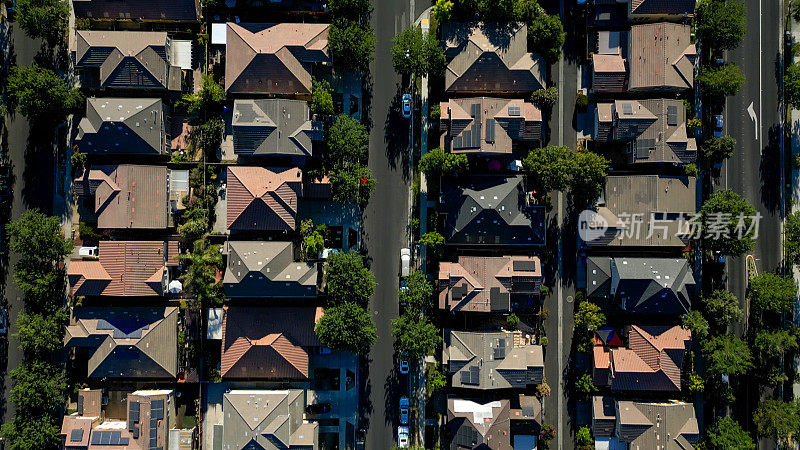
[150,399,164,450]
[90,430,130,446]
[513,260,537,272]
[508,105,521,116]
[128,400,140,431]
[485,119,495,143]
[452,104,482,150]
[493,338,506,360]
[667,105,678,126]
[70,429,84,443]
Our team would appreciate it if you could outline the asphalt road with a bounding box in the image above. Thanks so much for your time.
[716,0,783,444]
[362,0,424,448]
[1,24,52,424]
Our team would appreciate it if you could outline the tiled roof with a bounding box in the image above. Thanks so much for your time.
[440,97,542,154]
[72,0,200,21]
[225,23,330,95]
[223,390,318,450]
[438,255,542,312]
[616,399,699,449]
[443,22,545,93]
[76,31,181,90]
[220,307,322,379]
[232,99,322,157]
[61,416,93,449]
[223,241,318,297]
[628,23,695,91]
[226,166,303,231]
[593,54,625,73]
[447,399,512,450]
[68,241,179,296]
[73,165,169,229]
[64,307,178,378]
[76,98,166,155]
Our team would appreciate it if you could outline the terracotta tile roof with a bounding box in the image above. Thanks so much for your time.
[593,54,626,73]
[74,165,169,229]
[220,307,322,379]
[225,23,330,95]
[628,23,696,91]
[61,416,93,448]
[226,166,302,231]
[68,241,178,296]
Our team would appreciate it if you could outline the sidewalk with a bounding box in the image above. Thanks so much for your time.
[789,14,800,400]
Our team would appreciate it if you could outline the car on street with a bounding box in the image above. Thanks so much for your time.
[306,403,331,415]
[0,308,8,336]
[713,114,723,138]
[399,359,409,374]
[399,397,410,424]
[397,426,410,448]
[400,248,411,277]
[402,94,412,119]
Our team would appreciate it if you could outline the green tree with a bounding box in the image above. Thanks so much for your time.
[523,145,574,193]
[399,270,433,317]
[424,31,447,78]
[391,26,426,76]
[786,62,800,109]
[540,423,556,443]
[697,64,746,97]
[12,262,65,306]
[300,219,325,259]
[311,79,334,116]
[753,330,797,384]
[190,117,224,158]
[433,0,454,21]
[576,426,593,449]
[426,363,447,393]
[702,334,753,377]
[570,150,609,206]
[575,373,597,398]
[315,302,377,354]
[180,74,225,123]
[325,251,376,307]
[7,65,82,122]
[392,314,441,359]
[703,290,742,330]
[178,239,226,307]
[530,87,559,110]
[574,301,605,352]
[17,0,69,47]
[16,310,67,356]
[330,163,376,207]
[701,136,736,163]
[682,310,709,340]
[704,416,755,450]
[9,361,66,415]
[418,147,468,178]
[528,13,565,64]
[695,0,746,51]
[419,231,445,249]
[328,0,371,21]
[0,415,61,450]
[506,313,520,328]
[327,114,369,167]
[329,21,375,71]
[753,400,800,447]
[787,211,800,267]
[699,189,757,256]
[749,273,796,315]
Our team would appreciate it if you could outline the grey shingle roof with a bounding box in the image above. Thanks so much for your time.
[617,400,699,449]
[232,99,322,157]
[76,98,166,155]
[223,241,318,298]
[440,97,542,154]
[630,0,696,16]
[440,175,545,246]
[72,0,200,21]
[586,257,695,315]
[222,390,318,450]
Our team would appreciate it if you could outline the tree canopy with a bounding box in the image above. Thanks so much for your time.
[0,415,61,450]
[682,310,709,340]
[300,219,326,259]
[753,400,800,447]
[703,290,742,330]
[695,0,747,51]
[327,0,370,21]
[392,314,441,360]
[9,361,66,416]
[178,239,226,307]
[787,211,800,267]
[418,147,468,178]
[574,301,605,352]
[15,311,67,356]
[748,273,797,315]
[786,63,800,109]
[315,302,377,354]
[16,0,69,47]
[523,146,608,205]
[704,416,755,450]
[180,74,225,123]
[311,79,334,116]
[327,114,369,167]
[697,64,746,98]
[701,136,736,163]
[324,251,376,307]
[702,334,753,377]
[699,189,757,256]
[529,13,565,64]
[8,65,82,122]
[329,21,375,72]
[399,270,433,317]
[330,163,376,207]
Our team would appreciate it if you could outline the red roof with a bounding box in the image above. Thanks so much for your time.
[226,166,302,231]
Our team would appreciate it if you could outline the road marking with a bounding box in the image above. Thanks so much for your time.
[747,101,759,141]
[758,0,762,154]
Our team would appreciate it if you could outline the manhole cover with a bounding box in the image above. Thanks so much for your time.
[566,295,574,303]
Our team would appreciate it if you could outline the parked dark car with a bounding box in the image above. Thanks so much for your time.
[306,403,331,414]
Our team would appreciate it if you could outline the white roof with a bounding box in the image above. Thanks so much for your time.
[169,39,193,70]
[211,23,227,45]
[207,308,224,340]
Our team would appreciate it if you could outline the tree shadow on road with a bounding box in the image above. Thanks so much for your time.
[383,85,412,181]
[358,354,374,430]
[383,364,401,427]
[21,123,55,214]
[759,124,783,215]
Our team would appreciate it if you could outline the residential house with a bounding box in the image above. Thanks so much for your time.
[64,307,178,379]
[628,23,695,92]
[74,165,171,229]
[438,255,542,313]
[223,241,319,297]
[592,396,700,449]
[440,175,546,246]
[443,330,544,390]
[72,0,200,22]
[232,98,323,160]
[594,99,697,164]
[442,22,546,93]
[587,175,696,247]
[593,325,692,392]
[76,98,167,155]
[446,399,511,450]
[61,388,181,450]
[75,31,181,91]
[626,0,696,19]
[592,31,627,93]
[225,23,329,96]
[67,241,180,297]
[220,307,323,379]
[510,395,542,449]
[439,97,543,155]
[222,390,318,449]
[587,256,695,315]
[226,166,303,232]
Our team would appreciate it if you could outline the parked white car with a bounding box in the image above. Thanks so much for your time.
[399,397,410,425]
[397,426,410,448]
[400,248,411,277]
[79,246,99,259]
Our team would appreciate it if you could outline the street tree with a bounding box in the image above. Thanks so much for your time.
[16,310,67,356]
[391,26,426,76]
[530,87,559,111]
[748,273,796,315]
[425,31,447,77]
[702,334,753,377]
[329,21,375,71]
[753,400,800,448]
[392,314,441,359]
[704,416,755,450]
[701,136,736,163]
[528,12,565,63]
[418,147,468,178]
[0,415,61,450]
[697,64,746,98]
[699,189,757,256]
[327,114,369,167]
[8,65,82,122]
[315,302,377,354]
[311,79,334,116]
[703,290,742,330]
[570,150,609,207]
[575,373,597,399]
[327,0,370,21]
[786,211,800,267]
[9,361,66,416]
[695,0,747,51]
[682,310,709,340]
[17,0,69,47]
[330,163,376,207]
[399,270,433,317]
[754,329,797,384]
[324,251,376,308]
[786,62,800,109]
[574,301,605,352]
[523,145,574,193]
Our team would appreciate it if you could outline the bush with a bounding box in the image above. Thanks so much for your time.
[506,313,520,328]
[418,147,468,178]
[311,79,334,116]
[540,423,556,442]
[530,87,559,110]
[575,92,589,109]
[429,104,441,120]
[697,64,746,97]
[419,231,444,249]
[325,251,376,307]
[683,163,698,177]
[576,426,593,447]
[71,151,87,175]
[575,373,597,398]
